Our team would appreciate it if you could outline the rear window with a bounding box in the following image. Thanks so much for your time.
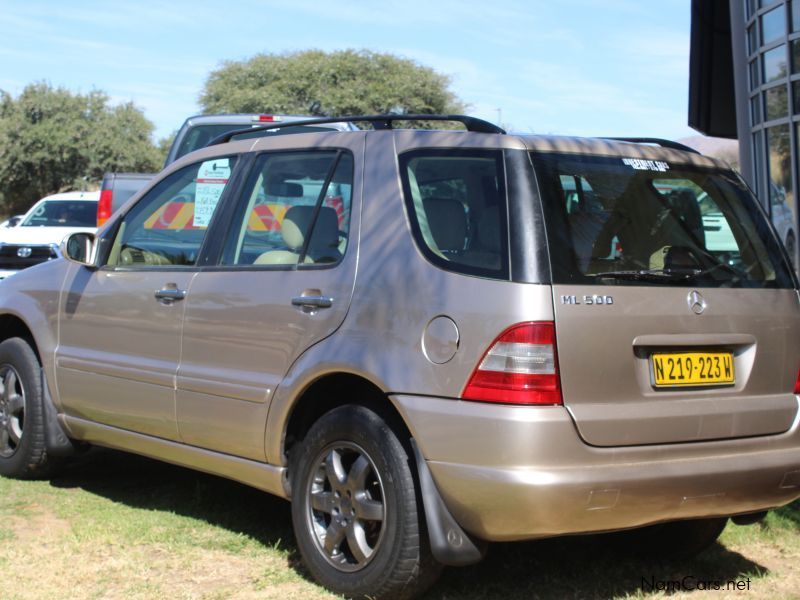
[534,152,794,288]
[399,149,509,279]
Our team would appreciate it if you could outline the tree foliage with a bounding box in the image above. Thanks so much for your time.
[200,49,466,118]
[0,82,161,214]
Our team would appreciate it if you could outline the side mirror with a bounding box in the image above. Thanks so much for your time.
[61,232,97,267]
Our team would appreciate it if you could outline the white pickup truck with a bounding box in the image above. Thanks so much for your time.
[0,190,98,279]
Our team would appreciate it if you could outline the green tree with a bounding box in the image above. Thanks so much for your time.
[200,49,466,120]
[0,82,161,214]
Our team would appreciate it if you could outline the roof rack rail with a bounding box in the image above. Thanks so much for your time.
[209,114,506,146]
[603,137,700,155]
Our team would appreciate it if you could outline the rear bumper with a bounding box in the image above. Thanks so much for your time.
[392,394,800,542]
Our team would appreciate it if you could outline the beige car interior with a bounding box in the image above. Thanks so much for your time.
[254,205,341,265]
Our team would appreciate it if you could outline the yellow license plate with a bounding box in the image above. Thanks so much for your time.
[651,352,735,387]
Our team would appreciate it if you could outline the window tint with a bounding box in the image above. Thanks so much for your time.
[106,157,237,267]
[222,151,353,267]
[399,150,508,279]
[21,200,97,227]
[534,153,794,288]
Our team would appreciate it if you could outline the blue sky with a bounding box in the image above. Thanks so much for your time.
[0,0,695,142]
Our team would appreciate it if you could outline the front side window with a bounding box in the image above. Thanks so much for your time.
[222,151,353,267]
[399,150,509,279]
[534,152,794,288]
[106,156,237,267]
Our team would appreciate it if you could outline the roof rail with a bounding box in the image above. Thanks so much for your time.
[603,137,700,155]
[209,114,506,146]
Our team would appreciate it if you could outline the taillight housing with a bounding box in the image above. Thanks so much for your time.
[462,321,562,405]
[97,189,113,226]
[794,368,800,394]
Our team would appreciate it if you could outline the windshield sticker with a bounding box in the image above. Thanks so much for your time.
[622,158,670,172]
[194,159,231,227]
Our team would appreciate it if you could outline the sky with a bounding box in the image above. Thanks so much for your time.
[0,0,696,142]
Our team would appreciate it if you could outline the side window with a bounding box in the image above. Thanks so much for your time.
[106,157,237,267]
[399,150,508,279]
[222,151,353,267]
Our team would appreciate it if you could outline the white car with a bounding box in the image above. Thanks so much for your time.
[0,191,99,280]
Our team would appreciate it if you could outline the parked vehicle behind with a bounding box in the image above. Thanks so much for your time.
[0,190,98,280]
[0,116,798,599]
[97,172,157,227]
[0,215,23,229]
[97,114,359,227]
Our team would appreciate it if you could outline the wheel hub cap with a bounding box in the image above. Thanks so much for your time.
[0,364,24,458]
[306,442,386,572]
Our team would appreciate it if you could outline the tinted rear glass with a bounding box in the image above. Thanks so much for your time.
[533,152,794,288]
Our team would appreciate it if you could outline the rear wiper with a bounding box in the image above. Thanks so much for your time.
[590,269,692,282]
[592,262,747,284]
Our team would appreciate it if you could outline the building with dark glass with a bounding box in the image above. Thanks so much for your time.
[691,0,799,262]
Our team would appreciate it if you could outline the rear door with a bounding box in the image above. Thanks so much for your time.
[534,152,800,446]
[175,136,363,460]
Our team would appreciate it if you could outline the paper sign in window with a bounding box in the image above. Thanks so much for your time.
[194,159,231,227]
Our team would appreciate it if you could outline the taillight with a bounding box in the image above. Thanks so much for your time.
[462,322,562,405]
[253,114,281,123]
[97,189,112,226]
[794,368,800,394]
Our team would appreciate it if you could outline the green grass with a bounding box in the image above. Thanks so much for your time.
[0,448,797,599]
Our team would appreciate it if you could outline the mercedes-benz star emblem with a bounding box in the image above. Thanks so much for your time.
[16,247,32,258]
[687,290,707,315]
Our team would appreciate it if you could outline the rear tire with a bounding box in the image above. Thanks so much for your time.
[0,338,55,479]
[620,517,728,559]
[290,404,441,599]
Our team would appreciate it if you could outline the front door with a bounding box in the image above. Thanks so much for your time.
[175,139,363,459]
[56,156,240,439]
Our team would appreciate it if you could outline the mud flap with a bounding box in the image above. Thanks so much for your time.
[410,438,486,566]
[40,369,75,457]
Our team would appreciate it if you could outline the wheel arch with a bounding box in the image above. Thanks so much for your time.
[0,314,41,363]
[281,371,413,471]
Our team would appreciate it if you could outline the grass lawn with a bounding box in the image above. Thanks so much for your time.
[0,448,797,599]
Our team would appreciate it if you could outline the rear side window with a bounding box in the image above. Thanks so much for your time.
[399,149,509,279]
[534,152,794,288]
[221,150,353,267]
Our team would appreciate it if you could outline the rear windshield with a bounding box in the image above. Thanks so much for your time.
[533,152,794,288]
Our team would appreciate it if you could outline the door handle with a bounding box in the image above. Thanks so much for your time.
[291,295,334,309]
[154,286,187,304]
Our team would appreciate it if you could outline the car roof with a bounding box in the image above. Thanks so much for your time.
[164,123,727,175]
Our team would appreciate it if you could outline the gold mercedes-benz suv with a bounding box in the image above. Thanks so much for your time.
[0,115,798,599]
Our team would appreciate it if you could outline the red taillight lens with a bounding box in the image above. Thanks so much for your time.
[794,368,800,394]
[462,321,562,405]
[97,189,112,226]
[254,114,281,122]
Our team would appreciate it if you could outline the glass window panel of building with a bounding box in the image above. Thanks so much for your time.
[763,44,788,81]
[762,5,787,45]
[767,125,797,266]
[764,84,789,120]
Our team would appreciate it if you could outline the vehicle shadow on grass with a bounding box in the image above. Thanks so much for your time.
[50,448,767,599]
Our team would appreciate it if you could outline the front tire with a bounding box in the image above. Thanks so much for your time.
[290,405,440,599]
[0,337,53,479]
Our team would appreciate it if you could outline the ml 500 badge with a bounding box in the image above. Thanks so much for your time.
[561,295,614,305]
